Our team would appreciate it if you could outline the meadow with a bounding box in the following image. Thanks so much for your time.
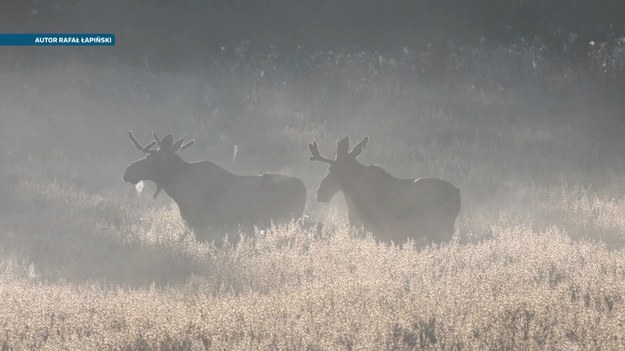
[1,38,625,349]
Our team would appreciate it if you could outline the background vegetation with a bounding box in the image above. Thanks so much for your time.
[2,1,625,349]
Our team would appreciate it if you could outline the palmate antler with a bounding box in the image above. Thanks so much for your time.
[152,132,195,153]
[309,136,369,163]
[336,136,369,159]
[129,131,156,153]
[308,141,335,164]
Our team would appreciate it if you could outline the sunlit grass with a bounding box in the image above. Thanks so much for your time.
[2,212,625,349]
[1,182,625,349]
[2,41,625,349]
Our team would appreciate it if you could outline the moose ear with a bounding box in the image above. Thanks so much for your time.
[160,134,174,150]
[336,136,350,158]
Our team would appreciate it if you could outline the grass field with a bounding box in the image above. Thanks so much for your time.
[1,40,625,349]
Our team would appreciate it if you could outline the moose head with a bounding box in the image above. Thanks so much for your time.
[308,136,369,202]
[123,131,195,199]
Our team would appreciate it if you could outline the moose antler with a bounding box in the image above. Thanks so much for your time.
[171,136,196,153]
[179,139,194,152]
[172,136,186,152]
[349,136,369,158]
[129,131,156,153]
[152,132,161,146]
[152,132,194,153]
[309,141,335,164]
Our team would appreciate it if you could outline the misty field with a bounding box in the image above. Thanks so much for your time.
[2,40,625,349]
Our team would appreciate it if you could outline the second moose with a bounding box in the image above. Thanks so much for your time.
[309,136,460,245]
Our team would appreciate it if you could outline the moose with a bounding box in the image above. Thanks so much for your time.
[309,136,460,245]
[123,131,307,246]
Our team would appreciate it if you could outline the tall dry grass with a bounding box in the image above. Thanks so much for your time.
[1,199,625,349]
[1,39,625,349]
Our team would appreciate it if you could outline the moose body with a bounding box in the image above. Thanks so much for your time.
[164,161,306,236]
[123,132,306,245]
[310,136,460,245]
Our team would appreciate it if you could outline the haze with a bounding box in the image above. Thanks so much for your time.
[1,1,625,349]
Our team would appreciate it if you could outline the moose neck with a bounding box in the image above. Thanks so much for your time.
[155,157,190,193]
[339,164,389,196]
[339,165,396,231]
[160,160,232,208]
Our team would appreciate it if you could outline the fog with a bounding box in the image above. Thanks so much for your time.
[0,0,625,350]
[1,2,625,348]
